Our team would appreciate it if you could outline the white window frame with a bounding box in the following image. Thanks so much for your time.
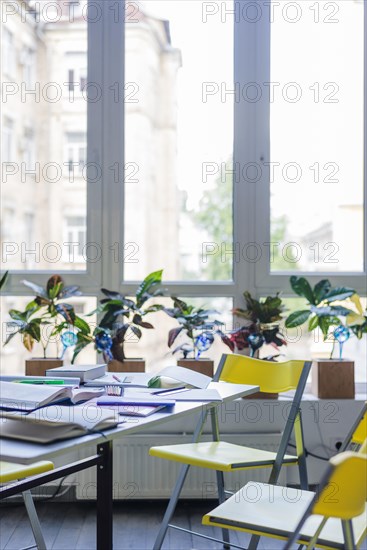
[4,0,366,308]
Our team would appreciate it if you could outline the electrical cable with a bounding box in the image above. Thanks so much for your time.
[287,442,332,462]
[0,475,73,507]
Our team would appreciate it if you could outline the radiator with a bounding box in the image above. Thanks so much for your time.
[76,433,287,500]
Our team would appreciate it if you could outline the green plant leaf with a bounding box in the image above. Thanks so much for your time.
[313,279,331,304]
[55,303,76,324]
[22,279,47,298]
[23,333,35,352]
[285,310,311,328]
[168,326,183,347]
[61,285,82,299]
[324,287,355,302]
[308,315,319,331]
[101,289,124,300]
[318,316,340,339]
[0,271,9,290]
[130,325,142,340]
[46,275,63,298]
[328,306,354,317]
[74,316,91,334]
[135,269,163,307]
[289,276,315,304]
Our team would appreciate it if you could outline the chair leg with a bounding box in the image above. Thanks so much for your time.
[22,490,47,550]
[247,534,260,549]
[153,463,191,550]
[216,470,230,549]
[342,520,356,549]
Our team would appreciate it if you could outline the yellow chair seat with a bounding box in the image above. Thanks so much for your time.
[149,441,298,472]
[0,460,54,483]
[203,481,367,550]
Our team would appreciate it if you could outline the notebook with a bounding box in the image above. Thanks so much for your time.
[95,395,176,417]
[0,381,105,411]
[0,405,119,443]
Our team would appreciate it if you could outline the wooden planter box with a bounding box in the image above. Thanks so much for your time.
[177,358,214,377]
[25,358,63,377]
[311,359,355,399]
[107,359,146,373]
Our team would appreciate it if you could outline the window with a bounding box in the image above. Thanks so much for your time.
[21,47,35,88]
[21,129,35,168]
[269,1,364,273]
[0,4,88,273]
[2,118,14,162]
[65,132,86,178]
[66,53,87,93]
[124,1,234,282]
[2,1,366,381]
[63,215,87,262]
[2,28,15,77]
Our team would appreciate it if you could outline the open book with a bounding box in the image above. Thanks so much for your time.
[0,381,105,411]
[0,405,119,443]
[85,366,212,390]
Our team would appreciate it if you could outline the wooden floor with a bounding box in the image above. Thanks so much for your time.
[0,499,291,550]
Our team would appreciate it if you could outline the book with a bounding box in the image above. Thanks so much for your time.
[94,395,176,417]
[0,375,81,386]
[96,396,176,408]
[132,388,223,402]
[85,366,212,389]
[45,364,106,382]
[0,381,105,411]
[0,405,119,443]
[84,372,152,388]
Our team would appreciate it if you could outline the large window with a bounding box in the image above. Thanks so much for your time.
[1,0,366,380]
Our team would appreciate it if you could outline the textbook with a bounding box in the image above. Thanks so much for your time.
[0,381,105,411]
[45,364,106,383]
[0,405,119,443]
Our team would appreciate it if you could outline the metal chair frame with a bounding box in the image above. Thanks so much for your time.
[152,356,312,550]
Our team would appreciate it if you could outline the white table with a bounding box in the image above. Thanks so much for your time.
[0,382,258,549]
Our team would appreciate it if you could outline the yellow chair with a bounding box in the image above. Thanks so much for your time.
[203,450,367,550]
[0,460,54,550]
[150,354,312,549]
[339,401,367,452]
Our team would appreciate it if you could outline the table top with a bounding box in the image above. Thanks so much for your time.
[0,382,258,464]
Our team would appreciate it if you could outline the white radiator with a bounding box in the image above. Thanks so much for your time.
[76,433,287,500]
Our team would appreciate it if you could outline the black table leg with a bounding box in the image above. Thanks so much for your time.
[96,441,113,550]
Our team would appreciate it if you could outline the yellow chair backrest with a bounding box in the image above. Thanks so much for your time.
[351,405,367,446]
[218,354,306,393]
[313,451,367,520]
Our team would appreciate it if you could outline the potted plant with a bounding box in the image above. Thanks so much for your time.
[4,275,87,376]
[230,291,287,359]
[73,269,164,372]
[229,291,287,399]
[163,297,233,376]
[285,276,357,398]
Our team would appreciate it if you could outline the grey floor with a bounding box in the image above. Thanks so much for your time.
[0,499,289,550]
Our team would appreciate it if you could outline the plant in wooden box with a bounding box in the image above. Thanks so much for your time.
[230,291,287,398]
[73,270,164,372]
[163,297,233,376]
[284,276,358,399]
[4,275,87,376]
[230,291,287,359]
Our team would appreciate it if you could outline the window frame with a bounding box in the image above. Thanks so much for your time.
[3,0,366,308]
